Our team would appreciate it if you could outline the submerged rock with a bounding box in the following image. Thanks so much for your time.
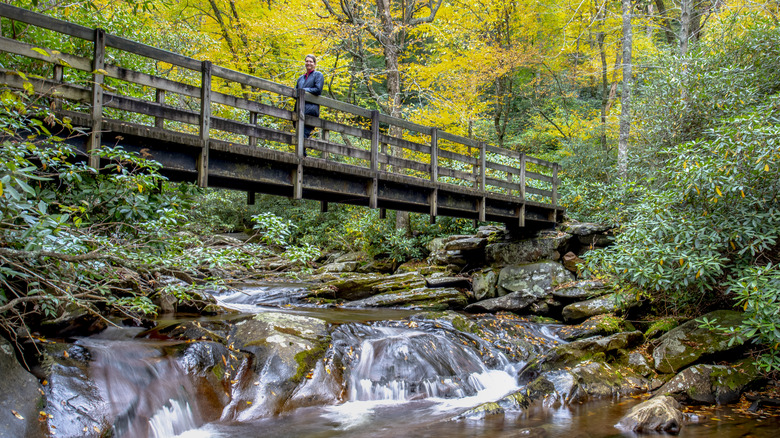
[616,395,684,434]
[652,310,744,374]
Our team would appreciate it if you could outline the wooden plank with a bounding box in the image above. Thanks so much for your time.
[525,155,556,168]
[305,139,371,161]
[198,60,211,188]
[552,164,559,207]
[478,197,486,222]
[377,113,430,135]
[485,144,522,159]
[104,34,201,71]
[52,64,63,111]
[248,111,258,146]
[104,64,200,98]
[383,155,430,174]
[430,187,438,222]
[0,36,93,71]
[480,142,487,191]
[485,160,523,176]
[105,93,199,125]
[87,28,105,169]
[319,117,371,140]
[526,186,553,198]
[519,154,527,201]
[485,176,522,192]
[211,90,294,121]
[378,133,431,155]
[210,117,294,144]
[439,130,480,148]
[368,178,378,209]
[309,94,372,118]
[439,149,477,165]
[0,3,94,40]
[212,64,294,98]
[438,166,476,182]
[525,170,554,183]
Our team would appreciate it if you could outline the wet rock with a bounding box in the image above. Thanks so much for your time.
[485,234,571,266]
[475,225,506,240]
[652,310,744,374]
[163,320,233,344]
[561,292,639,322]
[425,275,471,289]
[222,312,331,420]
[556,314,633,341]
[453,401,504,419]
[525,362,648,406]
[472,269,498,301]
[344,287,467,310]
[628,352,655,377]
[444,237,488,252]
[464,291,536,313]
[356,259,396,273]
[496,262,575,298]
[370,272,426,293]
[37,303,107,339]
[317,261,360,273]
[656,361,761,404]
[0,337,45,438]
[552,280,606,300]
[324,272,421,301]
[616,395,684,434]
[521,331,644,376]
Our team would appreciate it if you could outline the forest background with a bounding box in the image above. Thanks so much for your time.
[0,0,779,371]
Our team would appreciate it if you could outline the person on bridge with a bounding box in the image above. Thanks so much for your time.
[295,54,324,139]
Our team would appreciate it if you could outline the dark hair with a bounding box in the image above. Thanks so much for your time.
[305,54,317,64]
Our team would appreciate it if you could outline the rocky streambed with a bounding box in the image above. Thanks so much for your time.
[1,222,778,437]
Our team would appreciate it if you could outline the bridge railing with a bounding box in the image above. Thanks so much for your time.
[0,3,559,211]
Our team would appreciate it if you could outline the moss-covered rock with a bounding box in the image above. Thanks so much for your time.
[556,314,635,341]
[652,310,745,374]
[656,360,761,404]
[552,280,607,300]
[343,287,468,310]
[222,312,331,420]
[644,318,679,339]
[561,292,640,322]
[485,234,571,266]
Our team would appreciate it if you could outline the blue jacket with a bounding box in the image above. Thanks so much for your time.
[295,70,324,117]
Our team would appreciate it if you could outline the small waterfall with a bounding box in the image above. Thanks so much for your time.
[77,327,204,438]
[332,322,517,403]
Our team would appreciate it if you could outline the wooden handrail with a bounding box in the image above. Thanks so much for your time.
[0,2,561,210]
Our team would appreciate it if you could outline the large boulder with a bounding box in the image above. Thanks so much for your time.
[0,338,45,438]
[472,269,498,301]
[656,361,761,404]
[344,287,467,310]
[520,331,645,377]
[323,272,425,301]
[652,310,745,374]
[616,395,684,434]
[526,362,648,406]
[561,292,639,322]
[485,234,571,266]
[496,262,575,298]
[222,313,331,421]
[428,235,487,267]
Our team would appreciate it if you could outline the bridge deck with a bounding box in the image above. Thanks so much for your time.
[0,3,563,228]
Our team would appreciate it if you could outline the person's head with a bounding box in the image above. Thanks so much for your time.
[304,54,317,73]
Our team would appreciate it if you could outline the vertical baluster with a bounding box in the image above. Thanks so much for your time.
[87,28,105,170]
[197,60,211,188]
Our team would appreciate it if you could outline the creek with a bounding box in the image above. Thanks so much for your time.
[44,283,780,438]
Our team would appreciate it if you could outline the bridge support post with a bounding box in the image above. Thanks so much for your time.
[294,88,305,199]
[429,128,438,223]
[247,191,255,205]
[155,89,166,128]
[369,110,379,209]
[52,64,63,111]
[87,28,105,170]
[197,60,212,188]
[248,111,258,147]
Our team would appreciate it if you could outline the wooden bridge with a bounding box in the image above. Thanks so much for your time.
[0,4,563,229]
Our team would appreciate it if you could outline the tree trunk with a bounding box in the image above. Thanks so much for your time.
[618,0,633,179]
[680,0,692,55]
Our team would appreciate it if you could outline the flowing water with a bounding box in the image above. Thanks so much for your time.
[53,283,780,438]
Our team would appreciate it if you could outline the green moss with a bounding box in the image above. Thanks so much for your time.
[645,318,679,338]
[211,364,225,380]
[710,360,759,390]
[291,337,331,383]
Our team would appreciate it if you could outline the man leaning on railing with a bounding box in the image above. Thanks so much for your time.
[294,54,324,140]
